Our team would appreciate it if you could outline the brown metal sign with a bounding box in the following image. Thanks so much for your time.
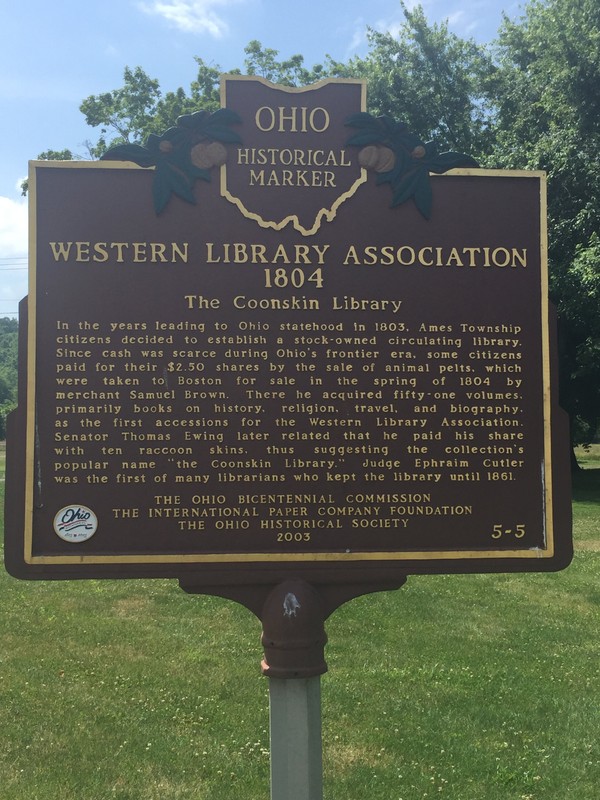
[4,76,572,584]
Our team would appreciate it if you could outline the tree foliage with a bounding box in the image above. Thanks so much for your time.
[78,43,331,159]
[79,66,162,158]
[326,3,496,158]
[489,0,600,445]
[243,39,330,86]
[0,317,19,439]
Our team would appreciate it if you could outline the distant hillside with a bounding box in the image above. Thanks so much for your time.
[0,317,18,439]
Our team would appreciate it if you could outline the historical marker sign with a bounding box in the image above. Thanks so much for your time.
[5,76,572,583]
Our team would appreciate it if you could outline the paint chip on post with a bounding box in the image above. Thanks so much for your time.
[283,593,301,617]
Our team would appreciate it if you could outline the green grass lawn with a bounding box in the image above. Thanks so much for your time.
[575,443,600,469]
[1,465,599,799]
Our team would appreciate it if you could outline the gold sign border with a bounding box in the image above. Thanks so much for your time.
[24,163,553,566]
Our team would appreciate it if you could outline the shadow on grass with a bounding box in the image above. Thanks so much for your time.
[572,467,600,504]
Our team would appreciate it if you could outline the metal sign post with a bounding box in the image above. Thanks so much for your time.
[268,677,323,800]
[261,580,327,800]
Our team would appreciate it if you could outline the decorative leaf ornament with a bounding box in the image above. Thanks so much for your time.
[101,109,242,214]
[345,113,478,219]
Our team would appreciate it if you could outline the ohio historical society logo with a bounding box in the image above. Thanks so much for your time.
[53,505,98,543]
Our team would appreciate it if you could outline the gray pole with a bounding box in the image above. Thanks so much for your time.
[261,581,328,800]
[268,677,323,800]
[258,578,405,799]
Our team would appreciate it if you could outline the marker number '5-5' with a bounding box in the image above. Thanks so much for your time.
[492,524,526,539]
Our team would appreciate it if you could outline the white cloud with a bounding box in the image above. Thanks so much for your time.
[0,196,28,315]
[0,197,27,258]
[343,17,368,57]
[375,18,403,39]
[447,10,465,27]
[138,0,244,38]
[372,1,504,44]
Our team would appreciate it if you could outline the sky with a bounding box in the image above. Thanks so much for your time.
[0,0,522,318]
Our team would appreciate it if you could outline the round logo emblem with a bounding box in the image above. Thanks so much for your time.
[53,505,98,542]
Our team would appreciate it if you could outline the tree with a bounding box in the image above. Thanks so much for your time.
[324,3,496,159]
[77,44,329,159]
[80,66,162,158]
[0,317,19,440]
[489,0,600,451]
[557,235,600,446]
[243,39,328,86]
